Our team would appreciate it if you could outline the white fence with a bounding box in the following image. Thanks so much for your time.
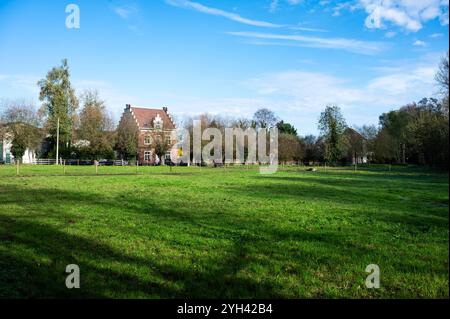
[31,159,60,165]
[2,158,59,165]
[22,159,132,166]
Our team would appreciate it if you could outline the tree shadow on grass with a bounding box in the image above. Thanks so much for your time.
[0,185,299,298]
[0,182,447,298]
[0,213,293,299]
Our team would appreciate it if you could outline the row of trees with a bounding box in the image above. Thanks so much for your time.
[301,51,449,168]
[1,52,448,168]
[179,51,448,168]
[1,60,117,161]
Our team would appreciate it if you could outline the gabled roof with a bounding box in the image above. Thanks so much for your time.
[128,106,176,130]
[344,127,366,140]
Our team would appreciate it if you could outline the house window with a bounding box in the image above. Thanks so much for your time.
[165,136,171,145]
[155,122,162,130]
[144,136,152,145]
[156,135,161,144]
[144,151,152,161]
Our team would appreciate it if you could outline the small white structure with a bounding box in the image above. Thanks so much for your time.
[0,137,37,164]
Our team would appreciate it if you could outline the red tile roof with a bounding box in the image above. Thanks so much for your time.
[130,106,176,130]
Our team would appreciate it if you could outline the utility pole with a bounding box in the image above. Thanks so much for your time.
[56,117,60,165]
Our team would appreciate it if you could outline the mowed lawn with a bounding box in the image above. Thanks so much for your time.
[0,165,448,298]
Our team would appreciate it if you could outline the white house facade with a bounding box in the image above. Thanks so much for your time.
[0,137,37,164]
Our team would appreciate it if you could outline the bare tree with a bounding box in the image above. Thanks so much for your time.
[436,51,449,114]
[0,99,42,162]
[253,108,278,129]
[436,51,449,94]
[279,134,302,164]
[116,112,139,160]
[357,125,378,163]
[153,130,174,165]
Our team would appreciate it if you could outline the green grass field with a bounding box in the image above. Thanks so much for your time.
[0,164,448,298]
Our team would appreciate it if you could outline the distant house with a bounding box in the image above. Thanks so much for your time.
[343,128,368,165]
[0,135,37,164]
[119,104,177,164]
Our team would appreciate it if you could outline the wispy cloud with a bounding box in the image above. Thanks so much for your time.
[430,32,444,38]
[269,0,279,13]
[332,1,360,17]
[109,2,143,35]
[287,0,303,5]
[167,0,327,33]
[269,0,305,12]
[0,74,40,95]
[289,25,328,32]
[165,0,282,27]
[384,31,397,38]
[227,31,386,55]
[413,40,427,47]
[112,6,138,19]
[110,3,138,19]
[242,55,440,131]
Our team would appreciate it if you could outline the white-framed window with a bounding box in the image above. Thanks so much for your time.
[155,122,162,130]
[165,152,171,160]
[165,136,171,145]
[144,136,152,145]
[156,135,161,144]
[144,151,152,161]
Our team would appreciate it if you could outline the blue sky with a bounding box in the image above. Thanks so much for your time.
[0,0,448,135]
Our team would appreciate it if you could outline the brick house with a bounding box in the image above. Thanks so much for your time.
[119,104,177,164]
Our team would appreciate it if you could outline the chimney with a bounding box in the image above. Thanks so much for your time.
[126,104,131,109]
[162,107,168,113]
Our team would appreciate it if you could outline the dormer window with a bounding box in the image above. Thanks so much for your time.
[144,136,152,145]
[153,114,163,131]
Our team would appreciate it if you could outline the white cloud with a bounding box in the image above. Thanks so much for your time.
[243,56,440,130]
[109,3,143,34]
[269,0,279,12]
[166,0,282,27]
[367,66,436,96]
[111,5,138,19]
[289,25,328,32]
[287,0,303,4]
[359,0,449,32]
[0,74,40,95]
[385,31,397,38]
[430,32,444,38]
[332,1,360,17]
[227,31,386,55]
[439,9,449,24]
[413,40,427,47]
[270,0,307,12]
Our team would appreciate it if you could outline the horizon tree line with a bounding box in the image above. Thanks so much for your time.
[0,52,448,169]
